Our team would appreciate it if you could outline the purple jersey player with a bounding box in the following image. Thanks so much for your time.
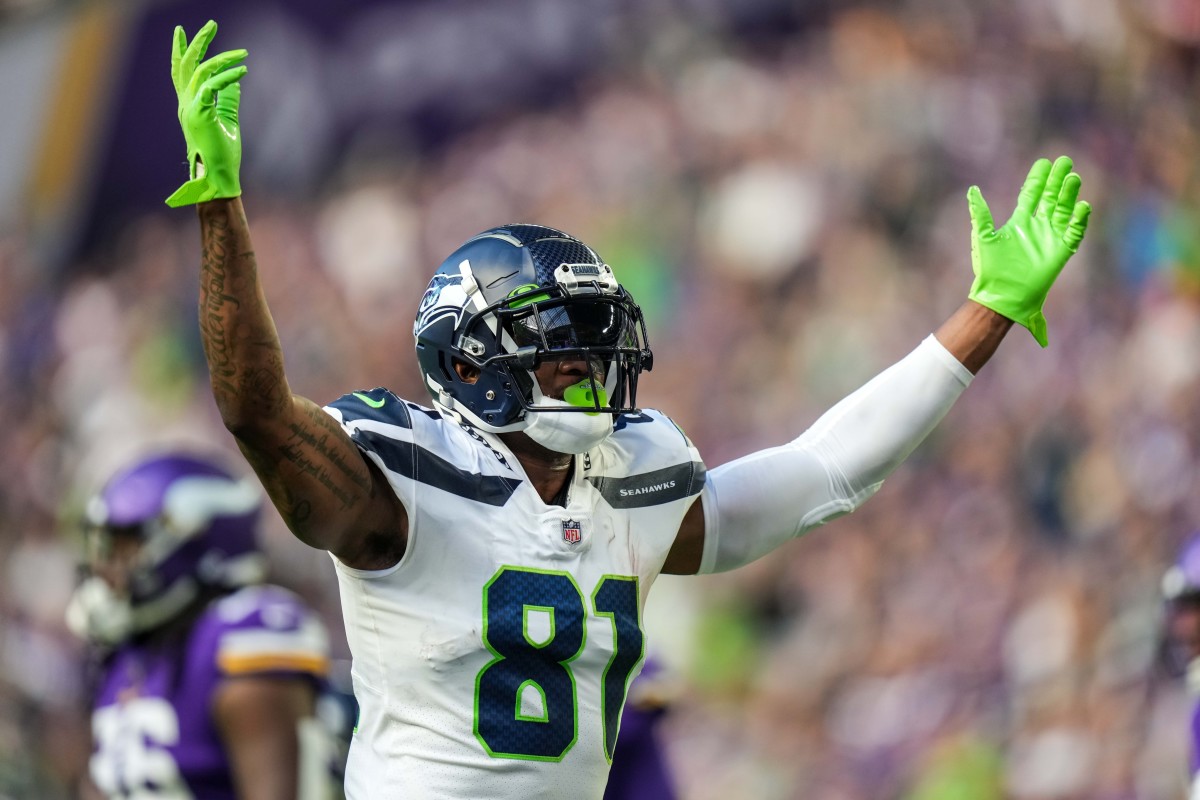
[1163,534,1200,797]
[67,453,332,800]
[602,659,678,800]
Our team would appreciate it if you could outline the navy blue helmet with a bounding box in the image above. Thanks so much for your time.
[413,224,652,436]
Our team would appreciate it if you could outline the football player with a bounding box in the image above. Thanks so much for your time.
[602,659,678,800]
[1163,535,1200,797]
[67,453,334,800]
[166,20,1091,799]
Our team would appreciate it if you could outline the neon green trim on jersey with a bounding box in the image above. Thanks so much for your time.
[523,604,556,648]
[591,574,645,764]
[352,392,385,409]
[473,566,585,762]
[669,419,696,448]
[514,680,550,723]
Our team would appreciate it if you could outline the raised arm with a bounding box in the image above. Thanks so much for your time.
[664,156,1091,575]
[171,22,404,568]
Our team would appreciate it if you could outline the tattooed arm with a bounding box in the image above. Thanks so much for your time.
[198,198,407,569]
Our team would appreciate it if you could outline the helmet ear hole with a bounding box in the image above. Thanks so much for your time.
[452,358,482,385]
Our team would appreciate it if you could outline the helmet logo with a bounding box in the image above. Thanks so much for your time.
[562,519,582,545]
[414,273,468,336]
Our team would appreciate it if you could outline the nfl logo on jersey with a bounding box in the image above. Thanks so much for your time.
[562,519,582,545]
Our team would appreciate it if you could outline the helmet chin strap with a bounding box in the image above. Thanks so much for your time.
[523,379,614,454]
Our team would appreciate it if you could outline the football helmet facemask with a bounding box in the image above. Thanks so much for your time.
[413,224,652,453]
[66,453,266,645]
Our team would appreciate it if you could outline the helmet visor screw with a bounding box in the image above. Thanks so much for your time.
[485,390,496,400]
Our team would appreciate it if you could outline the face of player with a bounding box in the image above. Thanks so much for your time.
[532,355,606,400]
[88,528,143,598]
[454,355,606,401]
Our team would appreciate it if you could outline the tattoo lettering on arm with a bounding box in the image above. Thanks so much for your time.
[198,205,240,400]
[196,199,406,564]
[234,400,381,553]
[240,360,289,419]
[268,410,406,567]
[198,200,289,426]
[277,404,371,516]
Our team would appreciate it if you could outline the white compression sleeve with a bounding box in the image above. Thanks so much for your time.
[698,335,973,574]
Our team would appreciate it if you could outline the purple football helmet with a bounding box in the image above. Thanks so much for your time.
[67,453,266,644]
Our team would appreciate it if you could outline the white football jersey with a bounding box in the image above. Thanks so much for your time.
[323,389,705,800]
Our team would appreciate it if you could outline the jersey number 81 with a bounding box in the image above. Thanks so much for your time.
[474,567,643,762]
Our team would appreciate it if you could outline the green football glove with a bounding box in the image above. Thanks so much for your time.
[165,20,247,207]
[966,155,1092,346]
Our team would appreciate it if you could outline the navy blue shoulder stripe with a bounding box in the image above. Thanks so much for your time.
[587,461,706,509]
[327,388,412,429]
[354,429,522,507]
[406,402,443,421]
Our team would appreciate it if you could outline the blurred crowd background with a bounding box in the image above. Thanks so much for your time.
[2,0,1200,797]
